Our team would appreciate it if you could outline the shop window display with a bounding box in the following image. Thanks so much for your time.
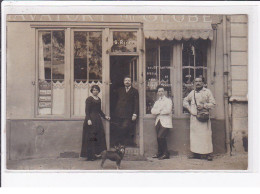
[145,41,173,114]
[73,31,103,116]
[38,30,65,115]
[182,40,208,113]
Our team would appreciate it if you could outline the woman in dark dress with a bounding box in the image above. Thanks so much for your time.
[80,85,110,161]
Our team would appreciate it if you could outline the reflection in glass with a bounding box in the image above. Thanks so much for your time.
[74,31,102,82]
[182,40,208,113]
[38,30,65,115]
[145,40,173,114]
[111,31,137,53]
[52,31,65,80]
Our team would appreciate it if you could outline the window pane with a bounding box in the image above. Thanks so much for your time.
[146,41,173,114]
[52,31,65,80]
[146,43,158,114]
[182,40,208,113]
[111,31,137,53]
[89,32,102,81]
[74,32,88,82]
[40,32,51,80]
[73,31,103,116]
[38,30,65,115]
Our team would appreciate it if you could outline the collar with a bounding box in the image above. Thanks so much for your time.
[158,96,166,101]
[125,86,131,90]
[92,95,99,100]
[195,87,206,93]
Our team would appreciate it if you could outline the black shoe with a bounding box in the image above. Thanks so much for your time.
[158,155,170,160]
[207,155,213,161]
[152,154,162,158]
[188,153,201,159]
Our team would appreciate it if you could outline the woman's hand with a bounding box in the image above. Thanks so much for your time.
[88,120,92,125]
[105,116,111,121]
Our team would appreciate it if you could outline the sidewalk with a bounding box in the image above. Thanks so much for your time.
[6,153,248,171]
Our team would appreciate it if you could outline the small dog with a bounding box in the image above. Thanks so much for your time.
[100,144,125,170]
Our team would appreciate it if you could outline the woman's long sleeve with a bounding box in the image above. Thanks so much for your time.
[85,98,91,120]
[99,104,106,119]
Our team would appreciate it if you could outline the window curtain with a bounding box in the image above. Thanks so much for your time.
[52,81,65,115]
[38,31,65,115]
[74,81,103,116]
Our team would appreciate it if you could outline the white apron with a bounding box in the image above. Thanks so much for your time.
[183,88,216,154]
[190,115,213,154]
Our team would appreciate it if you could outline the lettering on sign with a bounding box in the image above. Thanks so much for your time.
[7,14,216,24]
[39,102,52,108]
[39,90,51,96]
[39,96,52,102]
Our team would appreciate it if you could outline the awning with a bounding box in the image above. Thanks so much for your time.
[143,16,215,41]
[144,29,213,41]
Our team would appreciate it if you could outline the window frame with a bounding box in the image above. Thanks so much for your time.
[144,39,211,118]
[35,28,68,118]
[71,29,104,119]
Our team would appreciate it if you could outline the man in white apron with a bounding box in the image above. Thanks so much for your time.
[183,77,216,161]
[151,85,173,160]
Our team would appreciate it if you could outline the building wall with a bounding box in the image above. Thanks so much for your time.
[229,15,248,153]
[6,118,226,161]
[6,22,35,119]
[6,18,233,160]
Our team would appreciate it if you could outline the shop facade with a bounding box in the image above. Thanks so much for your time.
[6,14,248,160]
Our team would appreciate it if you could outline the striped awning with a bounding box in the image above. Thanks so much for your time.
[144,29,213,41]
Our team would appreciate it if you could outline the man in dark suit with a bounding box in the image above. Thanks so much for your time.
[113,75,139,146]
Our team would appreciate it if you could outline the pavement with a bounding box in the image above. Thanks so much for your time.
[6,153,248,171]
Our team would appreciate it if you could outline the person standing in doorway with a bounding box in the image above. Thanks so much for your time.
[113,75,139,146]
[183,77,216,161]
[151,85,173,160]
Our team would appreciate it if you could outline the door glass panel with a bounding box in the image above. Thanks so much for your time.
[111,31,137,53]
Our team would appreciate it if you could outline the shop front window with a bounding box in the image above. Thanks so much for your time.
[73,31,103,116]
[38,30,65,115]
[111,31,137,53]
[182,40,208,113]
[145,40,173,114]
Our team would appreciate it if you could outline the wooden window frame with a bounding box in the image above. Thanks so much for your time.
[144,39,211,119]
[35,28,68,119]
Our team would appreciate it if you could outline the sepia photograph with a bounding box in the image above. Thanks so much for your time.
[2,4,251,175]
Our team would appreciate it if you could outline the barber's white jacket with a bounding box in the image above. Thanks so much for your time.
[151,96,173,128]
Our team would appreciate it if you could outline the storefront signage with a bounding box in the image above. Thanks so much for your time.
[7,14,220,24]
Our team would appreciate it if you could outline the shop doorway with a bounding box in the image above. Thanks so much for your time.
[109,56,139,148]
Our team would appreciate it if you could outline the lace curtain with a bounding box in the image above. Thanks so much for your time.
[38,31,65,115]
[74,81,103,116]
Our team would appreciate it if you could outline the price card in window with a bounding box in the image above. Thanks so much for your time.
[39,96,52,102]
[39,90,51,95]
[39,102,52,108]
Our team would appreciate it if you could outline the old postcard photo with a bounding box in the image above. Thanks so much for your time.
[2,2,254,178]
